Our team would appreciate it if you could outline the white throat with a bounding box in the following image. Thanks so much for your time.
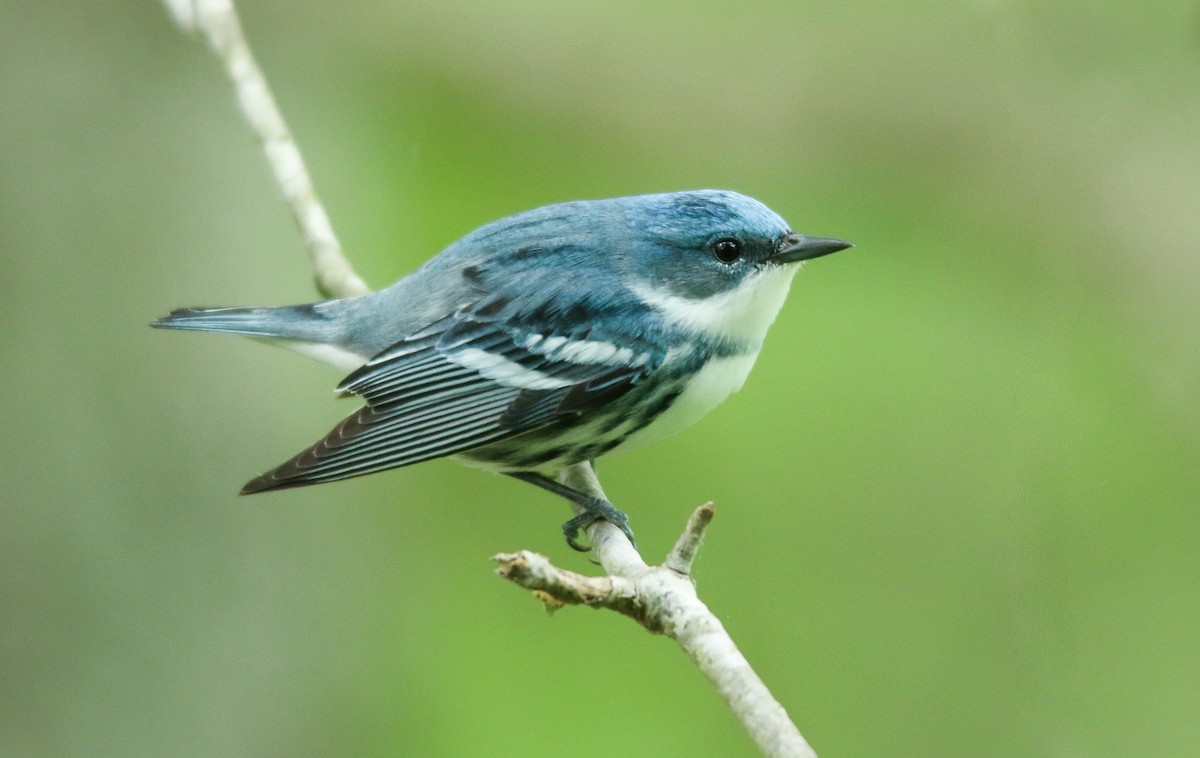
[632,263,800,346]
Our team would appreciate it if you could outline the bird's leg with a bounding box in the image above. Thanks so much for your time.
[507,470,636,551]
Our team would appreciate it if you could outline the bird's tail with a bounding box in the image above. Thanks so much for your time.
[150,304,340,342]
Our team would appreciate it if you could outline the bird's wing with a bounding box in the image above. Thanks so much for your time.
[241,302,664,492]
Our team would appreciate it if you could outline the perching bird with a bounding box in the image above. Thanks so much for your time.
[152,190,850,549]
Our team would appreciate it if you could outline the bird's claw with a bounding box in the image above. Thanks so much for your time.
[561,498,636,552]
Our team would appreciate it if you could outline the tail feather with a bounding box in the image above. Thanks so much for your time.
[150,304,340,342]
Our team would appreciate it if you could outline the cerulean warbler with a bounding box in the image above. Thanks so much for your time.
[152,190,850,549]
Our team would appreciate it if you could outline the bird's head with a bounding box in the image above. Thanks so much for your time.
[619,189,851,301]
[589,190,851,346]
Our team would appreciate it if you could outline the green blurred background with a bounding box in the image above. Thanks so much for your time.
[2,1,1197,755]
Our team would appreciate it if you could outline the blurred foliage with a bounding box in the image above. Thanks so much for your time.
[1,1,1197,756]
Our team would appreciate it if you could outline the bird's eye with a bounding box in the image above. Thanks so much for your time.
[712,238,742,264]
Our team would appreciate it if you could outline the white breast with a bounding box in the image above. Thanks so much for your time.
[613,349,761,453]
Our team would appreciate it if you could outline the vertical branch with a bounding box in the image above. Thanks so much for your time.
[161,0,370,299]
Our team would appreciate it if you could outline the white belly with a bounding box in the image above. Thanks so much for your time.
[613,350,761,453]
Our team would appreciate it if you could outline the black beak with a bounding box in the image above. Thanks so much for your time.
[773,233,853,264]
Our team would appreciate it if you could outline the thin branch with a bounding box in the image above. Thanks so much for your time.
[164,3,817,754]
[496,493,817,758]
[664,501,714,574]
[162,0,370,299]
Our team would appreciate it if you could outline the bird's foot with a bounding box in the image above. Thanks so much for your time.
[561,498,636,552]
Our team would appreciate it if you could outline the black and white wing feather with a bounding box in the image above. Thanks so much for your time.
[241,302,664,493]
